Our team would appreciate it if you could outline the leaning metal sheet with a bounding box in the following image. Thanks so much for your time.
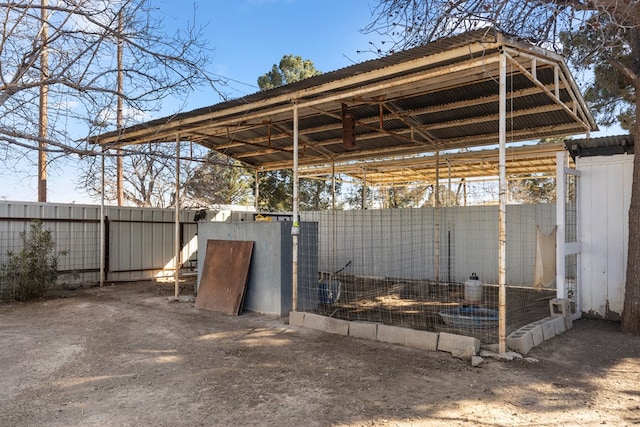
[195,239,254,315]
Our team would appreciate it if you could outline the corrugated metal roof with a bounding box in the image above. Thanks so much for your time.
[92,28,596,175]
[565,135,634,159]
[298,142,570,186]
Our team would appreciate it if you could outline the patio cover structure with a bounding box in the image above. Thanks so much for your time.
[92,28,597,352]
[94,28,595,173]
[298,142,573,188]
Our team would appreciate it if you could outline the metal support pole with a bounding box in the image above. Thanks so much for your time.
[255,170,260,211]
[116,9,124,206]
[447,159,452,206]
[435,150,440,286]
[435,150,440,207]
[100,150,105,287]
[292,104,300,312]
[174,136,181,300]
[331,162,336,276]
[498,50,508,354]
[556,151,566,300]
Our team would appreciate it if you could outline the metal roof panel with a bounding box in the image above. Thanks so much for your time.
[92,28,596,177]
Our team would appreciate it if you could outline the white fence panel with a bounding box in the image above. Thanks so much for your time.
[578,154,632,319]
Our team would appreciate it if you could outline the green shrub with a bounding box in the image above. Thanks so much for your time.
[0,220,68,301]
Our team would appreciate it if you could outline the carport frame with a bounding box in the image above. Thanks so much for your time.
[92,28,596,353]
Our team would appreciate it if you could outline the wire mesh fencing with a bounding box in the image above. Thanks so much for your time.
[298,203,557,343]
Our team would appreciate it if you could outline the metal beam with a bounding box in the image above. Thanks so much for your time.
[498,51,507,354]
[174,135,181,300]
[292,104,299,312]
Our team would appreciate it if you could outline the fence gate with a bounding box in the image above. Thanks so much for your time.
[556,151,581,320]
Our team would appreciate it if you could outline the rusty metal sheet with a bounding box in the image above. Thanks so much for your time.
[195,239,254,315]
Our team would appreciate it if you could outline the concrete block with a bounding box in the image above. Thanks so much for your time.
[377,324,407,345]
[551,316,566,335]
[529,324,544,346]
[289,311,305,327]
[326,317,349,336]
[437,332,480,359]
[506,329,535,355]
[404,329,439,351]
[539,317,556,340]
[550,298,573,330]
[303,312,327,332]
[515,323,544,347]
[349,321,378,341]
[549,298,570,317]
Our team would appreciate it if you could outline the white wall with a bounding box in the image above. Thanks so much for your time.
[578,154,633,319]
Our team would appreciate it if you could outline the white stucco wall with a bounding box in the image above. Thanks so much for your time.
[578,153,633,319]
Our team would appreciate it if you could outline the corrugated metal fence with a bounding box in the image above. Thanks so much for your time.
[0,201,202,288]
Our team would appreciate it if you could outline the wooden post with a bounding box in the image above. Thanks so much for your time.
[116,8,124,206]
[38,0,49,202]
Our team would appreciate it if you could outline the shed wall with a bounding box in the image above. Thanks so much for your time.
[577,154,633,319]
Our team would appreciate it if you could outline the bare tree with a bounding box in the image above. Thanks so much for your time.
[0,0,221,200]
[79,143,211,208]
[365,1,640,333]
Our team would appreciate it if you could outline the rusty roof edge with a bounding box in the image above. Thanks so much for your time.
[497,33,598,133]
[90,28,507,146]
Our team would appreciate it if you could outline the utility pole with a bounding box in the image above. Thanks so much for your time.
[116,7,124,205]
[38,0,49,202]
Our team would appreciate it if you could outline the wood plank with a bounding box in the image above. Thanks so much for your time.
[195,240,254,315]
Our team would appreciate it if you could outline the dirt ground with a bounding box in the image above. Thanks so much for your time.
[1,281,639,427]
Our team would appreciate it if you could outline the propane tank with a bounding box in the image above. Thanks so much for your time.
[464,273,483,304]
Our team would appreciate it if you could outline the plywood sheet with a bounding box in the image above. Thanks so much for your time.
[195,239,254,315]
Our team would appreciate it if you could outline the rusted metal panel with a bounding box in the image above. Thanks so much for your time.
[195,239,254,315]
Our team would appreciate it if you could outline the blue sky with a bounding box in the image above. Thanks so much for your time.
[0,0,625,204]
[158,0,383,111]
